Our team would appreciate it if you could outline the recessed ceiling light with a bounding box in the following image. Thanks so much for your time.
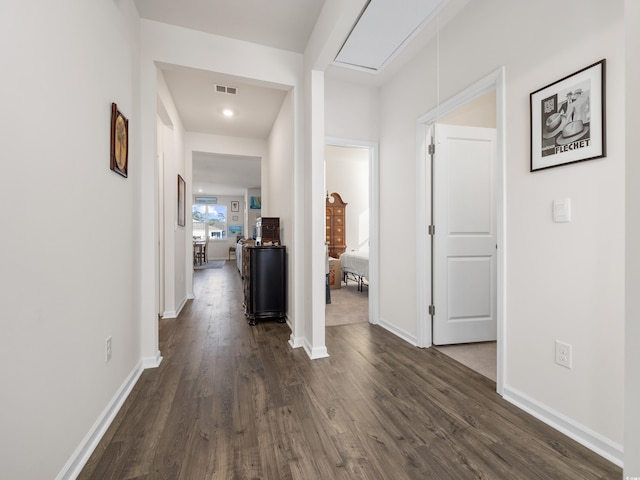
[223,109,234,117]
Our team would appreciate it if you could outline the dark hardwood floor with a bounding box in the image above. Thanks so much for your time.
[79,262,620,479]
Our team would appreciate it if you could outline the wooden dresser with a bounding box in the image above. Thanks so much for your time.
[326,192,347,259]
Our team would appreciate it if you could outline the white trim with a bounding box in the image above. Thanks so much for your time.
[503,386,624,467]
[325,137,380,326]
[55,362,144,480]
[415,123,431,348]
[415,67,506,396]
[377,317,418,347]
[161,295,188,319]
[288,333,305,349]
[305,340,330,359]
[142,351,163,369]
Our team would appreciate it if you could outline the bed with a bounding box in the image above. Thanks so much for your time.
[340,250,369,292]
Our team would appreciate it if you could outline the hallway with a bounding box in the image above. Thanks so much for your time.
[78,262,620,479]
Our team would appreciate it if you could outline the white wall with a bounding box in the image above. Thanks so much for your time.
[325,145,370,252]
[439,91,496,128]
[0,1,142,478]
[378,0,625,461]
[267,91,295,324]
[157,70,187,318]
[325,77,380,141]
[625,0,640,475]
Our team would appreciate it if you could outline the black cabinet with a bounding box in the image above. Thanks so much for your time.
[244,246,286,325]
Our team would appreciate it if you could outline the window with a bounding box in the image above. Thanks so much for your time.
[192,204,227,240]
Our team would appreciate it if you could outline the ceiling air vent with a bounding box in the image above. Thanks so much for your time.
[214,84,238,95]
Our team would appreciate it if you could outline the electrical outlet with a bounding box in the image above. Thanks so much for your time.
[105,336,112,363]
[555,340,572,369]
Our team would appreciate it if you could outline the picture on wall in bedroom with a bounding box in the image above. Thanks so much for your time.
[530,59,606,172]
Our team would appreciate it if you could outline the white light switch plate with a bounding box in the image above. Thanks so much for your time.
[553,198,571,223]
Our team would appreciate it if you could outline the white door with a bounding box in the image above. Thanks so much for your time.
[432,124,497,345]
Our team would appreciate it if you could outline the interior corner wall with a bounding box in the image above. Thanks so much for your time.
[378,0,625,457]
[0,1,143,478]
[156,70,187,317]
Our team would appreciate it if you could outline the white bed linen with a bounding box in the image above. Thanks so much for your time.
[340,250,369,280]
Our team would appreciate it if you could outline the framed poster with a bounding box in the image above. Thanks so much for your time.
[231,200,239,212]
[110,103,128,178]
[177,175,186,227]
[530,59,606,172]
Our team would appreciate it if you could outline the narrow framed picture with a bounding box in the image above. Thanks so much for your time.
[231,200,239,212]
[530,59,606,172]
[110,103,128,177]
[177,174,186,227]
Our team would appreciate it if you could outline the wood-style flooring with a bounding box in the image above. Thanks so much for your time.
[79,262,620,479]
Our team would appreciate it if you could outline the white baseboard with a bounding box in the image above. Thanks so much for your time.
[377,316,418,347]
[503,385,623,467]
[303,338,329,360]
[162,296,188,320]
[142,350,163,369]
[55,362,144,480]
[288,333,305,349]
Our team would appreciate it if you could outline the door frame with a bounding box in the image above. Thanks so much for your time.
[415,67,506,395]
[325,137,379,325]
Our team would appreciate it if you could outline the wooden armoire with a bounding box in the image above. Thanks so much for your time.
[326,192,347,258]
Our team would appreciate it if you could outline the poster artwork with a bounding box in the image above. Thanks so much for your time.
[540,79,591,158]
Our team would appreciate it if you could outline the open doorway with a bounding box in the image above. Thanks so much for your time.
[416,68,506,392]
[325,145,369,326]
[430,122,497,382]
[324,138,379,328]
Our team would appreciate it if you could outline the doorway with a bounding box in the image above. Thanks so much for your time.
[324,138,379,328]
[325,145,369,326]
[416,68,506,393]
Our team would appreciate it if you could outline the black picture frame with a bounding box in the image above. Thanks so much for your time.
[231,200,239,212]
[530,59,606,172]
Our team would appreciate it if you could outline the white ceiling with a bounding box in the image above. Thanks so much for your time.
[192,152,261,196]
[134,0,326,53]
[159,65,289,139]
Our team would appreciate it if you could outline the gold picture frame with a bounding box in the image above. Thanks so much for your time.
[110,103,128,178]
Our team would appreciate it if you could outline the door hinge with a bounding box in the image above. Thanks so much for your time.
[428,225,435,236]
[428,143,435,155]
[428,305,435,316]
